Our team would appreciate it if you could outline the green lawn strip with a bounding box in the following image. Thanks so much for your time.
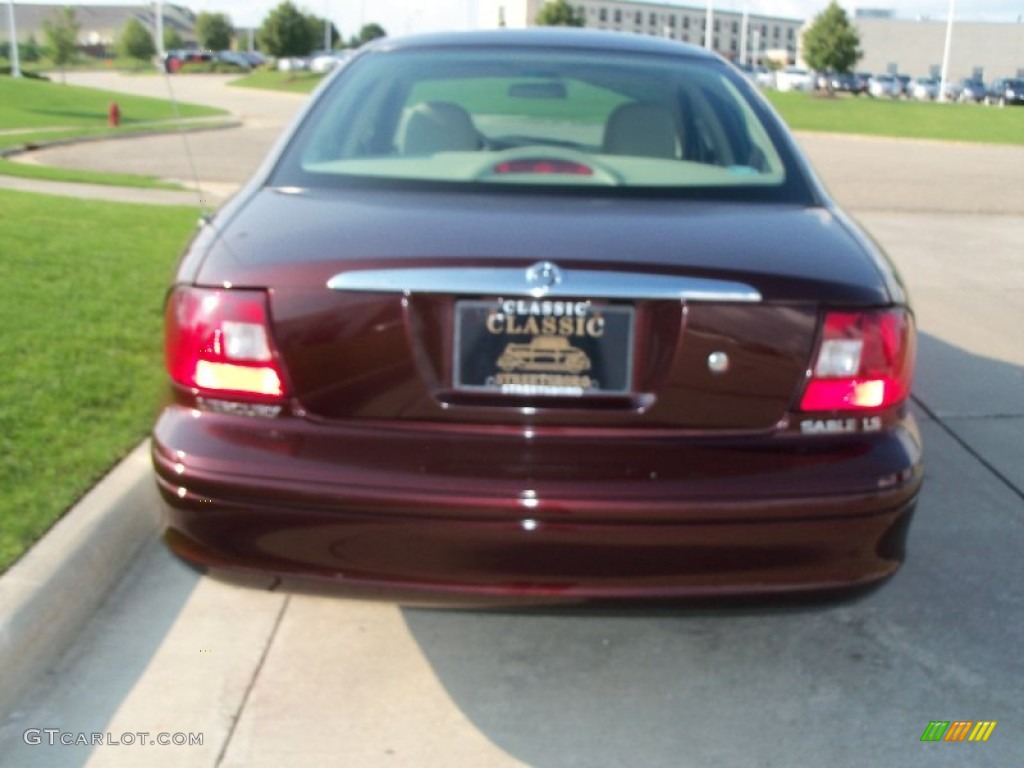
[0,158,183,189]
[0,189,197,572]
[0,76,225,131]
[766,91,1024,146]
[229,70,324,94]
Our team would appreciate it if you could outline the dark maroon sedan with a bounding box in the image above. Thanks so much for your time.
[153,29,921,604]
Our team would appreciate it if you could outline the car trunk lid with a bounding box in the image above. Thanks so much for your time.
[193,188,892,430]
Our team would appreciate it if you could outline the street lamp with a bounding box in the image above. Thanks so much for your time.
[704,1,714,51]
[6,0,21,77]
[938,0,956,103]
[155,0,164,58]
[324,1,331,50]
[740,5,749,66]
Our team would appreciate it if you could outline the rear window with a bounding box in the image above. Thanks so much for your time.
[271,46,795,194]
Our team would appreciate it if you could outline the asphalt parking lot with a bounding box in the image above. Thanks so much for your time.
[1,73,1021,767]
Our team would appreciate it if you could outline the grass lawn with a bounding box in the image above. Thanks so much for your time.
[229,70,325,94]
[766,91,1024,146]
[0,158,183,189]
[0,75,231,159]
[0,189,197,572]
[0,76,224,131]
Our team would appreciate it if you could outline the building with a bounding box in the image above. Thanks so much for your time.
[481,1,803,64]
[4,3,196,51]
[853,17,1024,81]
[854,9,896,20]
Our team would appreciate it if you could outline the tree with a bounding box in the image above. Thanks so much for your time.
[42,6,81,83]
[164,27,184,51]
[802,1,861,79]
[196,12,233,52]
[259,2,316,58]
[348,23,386,48]
[304,14,341,50]
[535,0,585,27]
[118,17,155,63]
[22,35,43,64]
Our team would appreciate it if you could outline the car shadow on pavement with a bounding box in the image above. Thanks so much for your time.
[402,332,1023,768]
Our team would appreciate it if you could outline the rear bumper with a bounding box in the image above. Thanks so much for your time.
[152,406,923,604]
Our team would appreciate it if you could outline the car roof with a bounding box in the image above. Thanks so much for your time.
[364,27,718,60]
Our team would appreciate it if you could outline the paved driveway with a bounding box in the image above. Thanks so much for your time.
[16,72,308,202]
[1,74,1021,767]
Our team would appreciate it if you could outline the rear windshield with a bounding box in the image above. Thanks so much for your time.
[271,46,802,196]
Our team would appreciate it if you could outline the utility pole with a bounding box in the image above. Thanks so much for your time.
[6,0,20,77]
[155,0,164,57]
[938,0,956,103]
[704,1,713,51]
[324,1,330,50]
[740,5,749,66]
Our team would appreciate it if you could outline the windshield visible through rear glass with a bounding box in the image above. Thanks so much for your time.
[273,46,789,192]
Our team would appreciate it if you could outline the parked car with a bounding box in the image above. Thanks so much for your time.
[775,66,814,92]
[215,51,253,70]
[309,50,337,73]
[309,49,355,73]
[276,56,309,72]
[955,78,986,103]
[868,73,900,98]
[910,77,939,101]
[895,74,912,98]
[162,48,214,74]
[753,65,776,89]
[154,29,922,604]
[240,51,267,68]
[985,78,1024,106]
[822,71,867,95]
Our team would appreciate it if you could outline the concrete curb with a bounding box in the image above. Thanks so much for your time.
[0,117,245,205]
[0,441,158,718]
[0,174,212,206]
[0,118,242,159]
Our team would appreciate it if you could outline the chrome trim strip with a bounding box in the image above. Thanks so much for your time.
[327,268,762,302]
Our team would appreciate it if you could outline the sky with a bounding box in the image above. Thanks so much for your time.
[11,1,1024,35]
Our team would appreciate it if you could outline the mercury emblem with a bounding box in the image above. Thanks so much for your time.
[525,261,562,296]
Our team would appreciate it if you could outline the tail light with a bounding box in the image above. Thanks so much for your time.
[799,309,915,412]
[165,287,288,402]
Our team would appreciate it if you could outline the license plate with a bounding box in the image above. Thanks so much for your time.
[454,299,634,396]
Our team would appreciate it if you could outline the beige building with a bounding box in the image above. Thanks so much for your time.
[852,18,1024,81]
[482,1,802,64]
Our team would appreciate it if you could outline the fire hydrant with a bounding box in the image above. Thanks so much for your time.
[108,101,121,128]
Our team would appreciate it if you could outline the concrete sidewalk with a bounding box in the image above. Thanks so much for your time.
[0,174,209,206]
[0,71,305,207]
[0,443,158,718]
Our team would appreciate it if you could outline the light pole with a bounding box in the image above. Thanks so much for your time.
[6,0,20,77]
[938,0,956,103]
[740,5,749,66]
[155,0,164,57]
[323,1,330,50]
[704,1,714,51]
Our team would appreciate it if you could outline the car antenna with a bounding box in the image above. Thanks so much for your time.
[158,55,214,224]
